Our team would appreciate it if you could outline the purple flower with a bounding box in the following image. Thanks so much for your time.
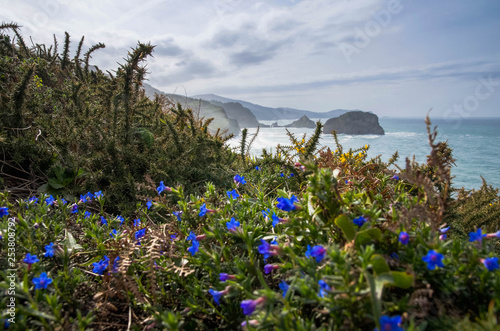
[226,217,240,233]
[305,245,326,263]
[92,256,109,275]
[23,253,40,266]
[258,239,273,261]
[439,227,450,240]
[146,200,153,210]
[112,256,120,273]
[422,250,444,270]
[318,280,331,298]
[70,204,78,214]
[469,229,487,243]
[219,273,236,282]
[0,207,8,217]
[390,175,400,181]
[170,233,177,241]
[376,315,403,331]
[279,280,289,298]
[209,288,226,305]
[482,257,499,271]
[276,196,298,211]
[32,272,53,290]
[173,211,182,221]
[188,239,199,256]
[399,232,409,245]
[264,264,279,274]
[233,174,246,185]
[45,195,55,206]
[44,242,55,258]
[226,189,239,200]
[353,216,367,227]
[240,297,265,316]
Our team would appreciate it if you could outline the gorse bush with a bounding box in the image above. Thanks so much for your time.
[0,24,238,214]
[1,26,499,330]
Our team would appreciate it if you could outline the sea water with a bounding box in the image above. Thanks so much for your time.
[226,117,500,191]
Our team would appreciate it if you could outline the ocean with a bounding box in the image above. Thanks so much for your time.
[226,117,500,191]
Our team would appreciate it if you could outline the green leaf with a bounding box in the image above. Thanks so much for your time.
[371,254,390,275]
[355,228,381,246]
[48,178,64,189]
[389,271,414,289]
[335,214,356,241]
[64,230,83,253]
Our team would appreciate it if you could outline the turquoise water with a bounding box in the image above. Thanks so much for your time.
[226,117,500,190]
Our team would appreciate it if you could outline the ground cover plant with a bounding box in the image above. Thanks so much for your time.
[1,26,500,330]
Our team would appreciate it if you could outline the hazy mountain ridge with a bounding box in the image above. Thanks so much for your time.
[193,94,360,120]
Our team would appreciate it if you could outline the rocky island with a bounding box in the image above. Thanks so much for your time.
[323,111,384,135]
[285,115,316,128]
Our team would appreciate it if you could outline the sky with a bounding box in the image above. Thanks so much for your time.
[2,0,500,118]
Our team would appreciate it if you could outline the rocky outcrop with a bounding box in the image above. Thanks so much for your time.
[323,111,384,135]
[285,115,316,128]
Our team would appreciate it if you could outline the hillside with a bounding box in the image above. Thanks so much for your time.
[209,100,260,128]
[143,84,240,136]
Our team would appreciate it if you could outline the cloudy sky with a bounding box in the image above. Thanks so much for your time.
[2,0,500,118]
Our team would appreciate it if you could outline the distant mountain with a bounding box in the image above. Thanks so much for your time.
[209,101,260,128]
[323,111,384,135]
[142,84,240,137]
[193,94,358,121]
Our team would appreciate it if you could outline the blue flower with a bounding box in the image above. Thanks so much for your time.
[390,175,400,181]
[199,203,214,217]
[100,216,107,226]
[170,234,177,241]
[240,299,257,315]
[146,200,153,210]
[188,239,200,255]
[261,209,271,218]
[353,216,367,227]
[422,250,444,270]
[483,257,499,271]
[80,192,94,203]
[94,191,103,199]
[279,280,289,298]
[220,273,230,282]
[84,211,92,219]
[258,239,272,261]
[276,196,298,211]
[29,196,38,204]
[0,207,8,217]
[209,289,224,305]
[110,229,118,238]
[135,228,146,241]
[280,173,284,177]
[157,181,166,195]
[399,231,409,245]
[92,256,109,275]
[173,211,182,221]
[45,195,55,206]
[271,237,278,245]
[233,174,247,185]
[44,242,55,258]
[133,219,141,227]
[186,231,197,241]
[226,189,239,200]
[439,226,450,240]
[469,229,486,243]
[226,217,240,232]
[318,280,331,298]
[70,204,78,214]
[23,253,40,266]
[255,166,260,170]
[272,214,280,227]
[32,272,53,290]
[376,315,403,331]
[117,215,125,225]
[305,245,326,263]
[112,256,120,273]
[264,264,278,274]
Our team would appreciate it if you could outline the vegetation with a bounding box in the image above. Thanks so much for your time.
[1,26,499,330]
